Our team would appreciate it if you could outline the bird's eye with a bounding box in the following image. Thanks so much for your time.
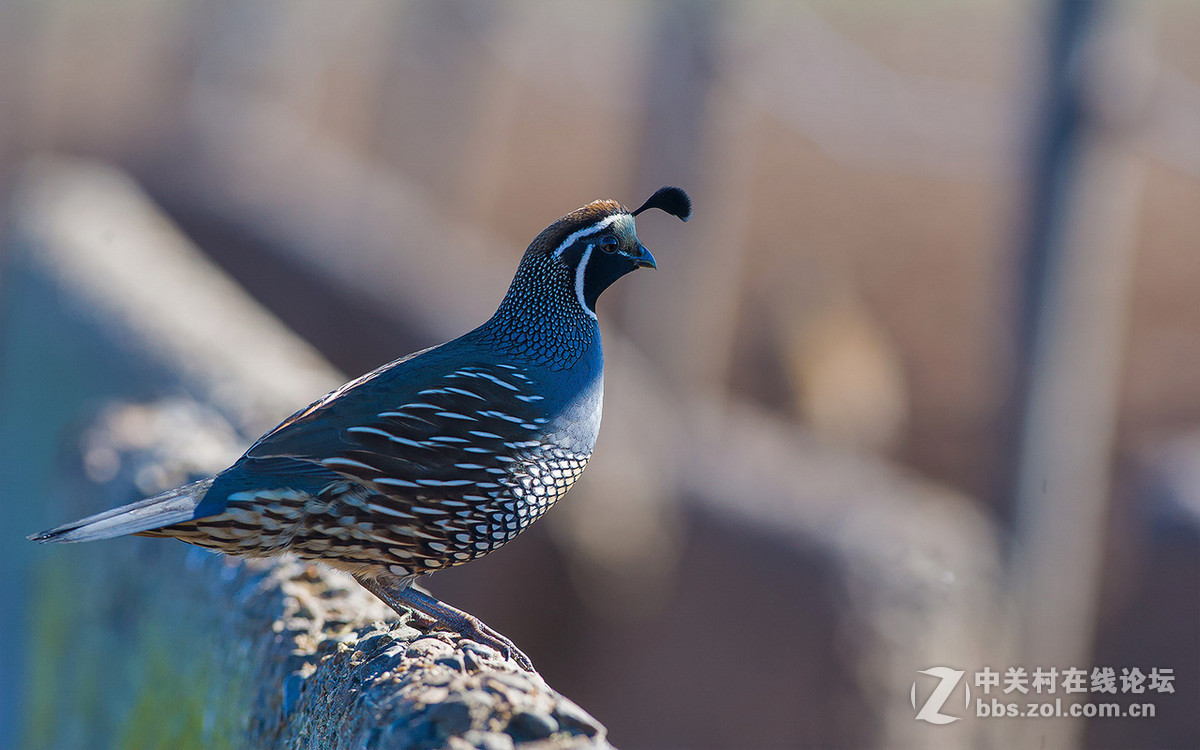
[598,235,619,252]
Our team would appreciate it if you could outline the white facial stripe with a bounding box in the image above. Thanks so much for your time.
[575,244,598,320]
[551,214,625,258]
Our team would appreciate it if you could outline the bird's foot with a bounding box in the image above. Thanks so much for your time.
[445,614,534,672]
[354,573,535,671]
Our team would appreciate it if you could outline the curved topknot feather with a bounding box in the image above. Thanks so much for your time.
[632,186,691,222]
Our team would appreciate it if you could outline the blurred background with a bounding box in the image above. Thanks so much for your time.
[1,1,1197,748]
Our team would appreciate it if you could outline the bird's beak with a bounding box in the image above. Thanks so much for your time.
[630,243,657,269]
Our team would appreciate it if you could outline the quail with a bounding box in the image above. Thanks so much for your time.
[31,186,691,670]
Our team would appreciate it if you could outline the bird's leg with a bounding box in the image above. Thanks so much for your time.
[354,574,534,671]
[355,574,436,629]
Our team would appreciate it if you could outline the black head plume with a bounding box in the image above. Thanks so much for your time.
[631,186,691,222]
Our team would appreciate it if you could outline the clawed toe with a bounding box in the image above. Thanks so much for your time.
[454,621,534,671]
[483,635,534,672]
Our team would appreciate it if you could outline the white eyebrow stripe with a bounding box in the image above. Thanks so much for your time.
[551,214,625,258]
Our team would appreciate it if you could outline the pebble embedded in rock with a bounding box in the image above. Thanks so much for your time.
[424,698,474,739]
[408,637,454,659]
[461,689,496,710]
[421,670,455,687]
[553,699,603,737]
[353,632,390,656]
[461,641,499,659]
[435,653,465,671]
[507,710,559,741]
[467,730,516,750]
[485,672,534,694]
[417,686,450,705]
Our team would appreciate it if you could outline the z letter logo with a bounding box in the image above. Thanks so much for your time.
[911,667,970,724]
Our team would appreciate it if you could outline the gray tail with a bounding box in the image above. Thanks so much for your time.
[28,478,214,544]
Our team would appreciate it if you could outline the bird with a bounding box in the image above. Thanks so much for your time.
[30,186,691,671]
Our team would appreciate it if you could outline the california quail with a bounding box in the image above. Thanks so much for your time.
[30,186,691,670]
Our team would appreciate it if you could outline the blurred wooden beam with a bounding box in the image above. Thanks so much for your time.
[626,0,750,397]
[1005,2,1151,748]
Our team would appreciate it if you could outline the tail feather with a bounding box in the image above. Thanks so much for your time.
[29,478,215,543]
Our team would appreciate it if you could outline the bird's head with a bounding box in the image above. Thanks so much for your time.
[517,186,691,320]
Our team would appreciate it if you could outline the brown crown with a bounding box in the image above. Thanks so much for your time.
[525,199,626,257]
